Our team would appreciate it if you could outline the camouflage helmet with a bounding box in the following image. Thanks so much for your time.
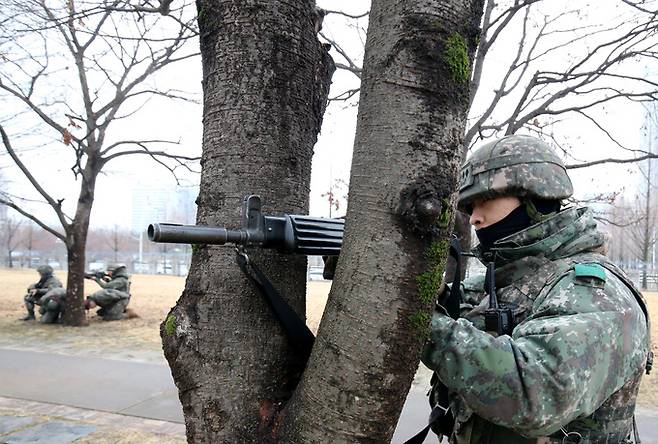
[108,263,127,277]
[36,265,53,276]
[457,135,573,213]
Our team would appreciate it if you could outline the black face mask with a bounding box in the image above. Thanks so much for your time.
[475,204,531,252]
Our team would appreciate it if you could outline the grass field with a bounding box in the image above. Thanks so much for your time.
[0,268,656,408]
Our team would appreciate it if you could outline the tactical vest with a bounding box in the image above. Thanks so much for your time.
[445,251,652,444]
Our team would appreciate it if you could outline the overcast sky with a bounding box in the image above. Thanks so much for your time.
[1,0,654,232]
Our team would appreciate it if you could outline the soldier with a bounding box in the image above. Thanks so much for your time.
[21,265,62,321]
[421,135,652,443]
[38,287,67,324]
[85,264,131,321]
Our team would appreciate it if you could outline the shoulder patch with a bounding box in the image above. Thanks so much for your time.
[574,263,606,282]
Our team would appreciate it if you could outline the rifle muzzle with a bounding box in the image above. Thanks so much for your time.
[148,223,251,245]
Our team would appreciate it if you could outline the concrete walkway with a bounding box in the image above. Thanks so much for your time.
[0,348,656,443]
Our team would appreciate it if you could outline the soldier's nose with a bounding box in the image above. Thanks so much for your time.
[470,212,484,228]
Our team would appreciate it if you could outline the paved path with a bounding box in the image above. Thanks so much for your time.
[0,348,656,443]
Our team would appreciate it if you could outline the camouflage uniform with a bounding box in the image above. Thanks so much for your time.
[39,287,67,324]
[87,265,131,321]
[22,265,62,321]
[421,135,652,443]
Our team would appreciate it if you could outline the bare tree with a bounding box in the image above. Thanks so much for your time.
[0,0,199,325]
[320,177,348,217]
[21,222,36,267]
[1,216,22,267]
[161,0,483,441]
[324,1,658,165]
[321,1,658,275]
[101,224,130,263]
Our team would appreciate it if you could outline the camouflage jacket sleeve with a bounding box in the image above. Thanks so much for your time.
[34,276,63,295]
[95,276,129,292]
[421,270,649,437]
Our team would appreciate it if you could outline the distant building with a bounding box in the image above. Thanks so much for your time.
[131,185,198,233]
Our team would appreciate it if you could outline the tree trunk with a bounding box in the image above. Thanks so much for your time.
[160,1,333,442]
[61,165,98,326]
[279,1,484,442]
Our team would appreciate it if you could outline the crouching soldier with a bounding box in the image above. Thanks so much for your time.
[22,265,62,321]
[85,264,131,321]
[39,287,67,324]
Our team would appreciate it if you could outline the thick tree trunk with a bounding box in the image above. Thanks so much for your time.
[61,166,98,326]
[161,1,333,442]
[279,1,484,442]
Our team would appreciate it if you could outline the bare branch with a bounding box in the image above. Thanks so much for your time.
[0,197,66,241]
[566,153,658,169]
[323,9,369,20]
[100,138,183,156]
[0,123,70,229]
[320,31,362,80]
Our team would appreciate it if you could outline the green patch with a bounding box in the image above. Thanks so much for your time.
[436,198,452,229]
[443,33,470,84]
[417,240,449,305]
[409,311,430,337]
[164,313,176,336]
[191,244,203,255]
[574,263,606,282]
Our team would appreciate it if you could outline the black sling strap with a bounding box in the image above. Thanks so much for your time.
[235,248,315,361]
[404,238,462,444]
[237,239,463,444]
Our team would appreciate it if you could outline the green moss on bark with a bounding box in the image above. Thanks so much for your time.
[416,240,449,306]
[164,313,176,336]
[409,311,431,338]
[437,198,452,229]
[444,33,470,84]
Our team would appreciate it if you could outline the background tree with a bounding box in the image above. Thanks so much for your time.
[103,224,130,264]
[1,215,22,268]
[321,0,658,272]
[0,0,198,325]
[161,0,483,442]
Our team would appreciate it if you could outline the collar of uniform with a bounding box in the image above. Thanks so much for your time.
[474,207,606,269]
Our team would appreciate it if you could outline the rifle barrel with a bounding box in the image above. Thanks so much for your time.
[148,223,248,245]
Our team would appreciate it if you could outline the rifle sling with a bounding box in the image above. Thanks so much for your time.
[235,251,315,361]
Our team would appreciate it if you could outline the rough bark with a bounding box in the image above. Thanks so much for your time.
[279,1,484,442]
[61,163,98,326]
[160,1,333,442]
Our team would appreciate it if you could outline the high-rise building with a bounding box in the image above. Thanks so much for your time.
[131,185,198,233]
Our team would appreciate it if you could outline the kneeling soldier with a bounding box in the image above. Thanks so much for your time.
[85,264,131,321]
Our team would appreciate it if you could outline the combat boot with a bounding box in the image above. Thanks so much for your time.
[21,311,36,321]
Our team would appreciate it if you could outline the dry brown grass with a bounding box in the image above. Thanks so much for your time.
[0,268,330,362]
[0,268,184,361]
[0,268,656,408]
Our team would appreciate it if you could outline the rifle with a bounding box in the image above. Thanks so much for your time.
[148,195,344,256]
[84,271,108,280]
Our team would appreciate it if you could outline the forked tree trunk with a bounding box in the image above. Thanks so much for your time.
[160,1,333,442]
[279,0,484,442]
